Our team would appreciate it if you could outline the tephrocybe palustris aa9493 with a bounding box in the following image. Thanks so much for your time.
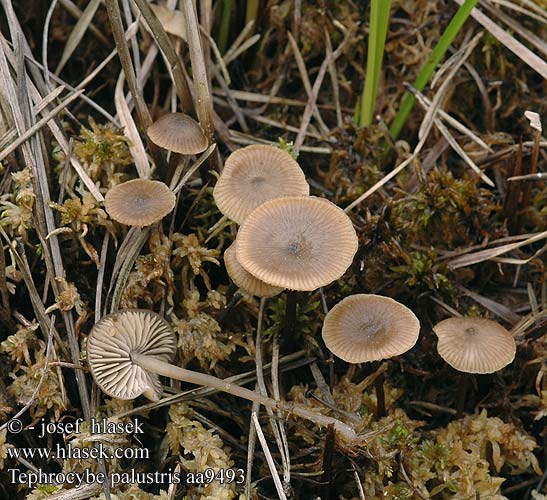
[433,317,516,417]
[86,309,358,442]
[235,195,359,338]
[322,294,421,419]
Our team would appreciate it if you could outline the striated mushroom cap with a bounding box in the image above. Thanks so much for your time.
[213,145,309,224]
[322,294,420,363]
[147,112,208,155]
[433,317,516,374]
[236,196,357,291]
[87,309,176,401]
[224,242,284,298]
[105,179,176,226]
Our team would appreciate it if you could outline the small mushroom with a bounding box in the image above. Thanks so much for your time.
[433,317,516,374]
[87,309,176,402]
[150,5,186,39]
[224,241,284,298]
[87,309,358,441]
[213,145,309,224]
[322,294,420,363]
[322,294,420,418]
[147,112,208,155]
[104,179,176,227]
[236,196,358,291]
[433,317,516,416]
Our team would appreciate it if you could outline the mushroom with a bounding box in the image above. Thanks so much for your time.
[224,241,284,298]
[236,196,358,291]
[104,179,176,227]
[147,112,208,155]
[432,317,516,415]
[87,309,358,441]
[149,5,186,39]
[236,195,358,337]
[213,145,309,224]
[322,294,420,418]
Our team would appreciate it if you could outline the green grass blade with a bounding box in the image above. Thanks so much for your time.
[389,0,478,139]
[359,0,392,127]
[219,0,233,54]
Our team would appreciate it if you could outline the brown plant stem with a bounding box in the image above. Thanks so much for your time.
[104,0,165,175]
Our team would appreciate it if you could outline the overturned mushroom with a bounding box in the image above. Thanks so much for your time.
[87,309,357,441]
[104,179,176,227]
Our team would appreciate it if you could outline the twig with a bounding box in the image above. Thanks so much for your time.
[179,1,215,149]
[255,298,291,490]
[252,411,288,500]
[294,23,356,153]
[104,0,163,170]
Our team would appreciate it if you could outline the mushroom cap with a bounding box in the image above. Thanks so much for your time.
[433,317,516,374]
[322,294,420,363]
[236,196,358,291]
[213,145,310,224]
[87,309,176,401]
[224,242,284,298]
[150,5,186,39]
[105,179,176,226]
[147,113,208,155]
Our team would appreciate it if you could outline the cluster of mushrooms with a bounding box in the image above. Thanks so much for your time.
[87,119,517,441]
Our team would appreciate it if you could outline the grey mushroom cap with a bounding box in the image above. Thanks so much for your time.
[322,294,420,363]
[104,179,176,227]
[236,196,358,291]
[213,145,310,224]
[433,317,516,374]
[147,112,208,155]
[87,310,177,401]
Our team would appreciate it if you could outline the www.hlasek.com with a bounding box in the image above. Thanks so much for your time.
[6,416,245,488]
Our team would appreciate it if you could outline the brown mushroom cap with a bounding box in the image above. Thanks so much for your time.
[87,310,176,401]
[224,242,284,298]
[236,196,357,291]
[105,179,176,226]
[433,317,516,374]
[150,5,186,39]
[213,145,309,224]
[322,294,420,363]
[147,112,208,155]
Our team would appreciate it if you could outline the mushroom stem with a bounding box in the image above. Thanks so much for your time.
[456,373,470,418]
[375,373,386,419]
[131,352,357,441]
[284,291,297,337]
